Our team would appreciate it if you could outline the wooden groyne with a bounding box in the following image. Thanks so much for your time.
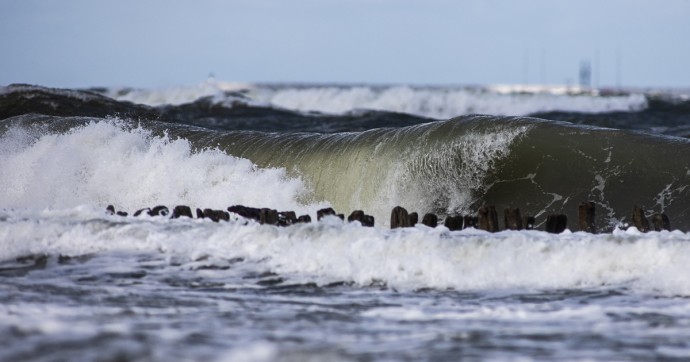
[105,202,672,233]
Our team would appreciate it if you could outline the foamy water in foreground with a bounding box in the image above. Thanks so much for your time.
[3,208,690,361]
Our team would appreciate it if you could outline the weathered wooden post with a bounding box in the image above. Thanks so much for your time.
[422,213,438,227]
[651,213,671,231]
[278,211,297,226]
[227,205,261,221]
[348,210,374,227]
[444,215,463,231]
[260,208,279,225]
[523,216,535,230]
[317,207,336,220]
[504,207,523,230]
[631,206,650,232]
[478,205,499,232]
[297,215,312,223]
[463,215,478,229]
[408,212,419,227]
[391,206,410,229]
[151,205,169,217]
[348,210,365,223]
[172,205,193,219]
[361,215,375,227]
[203,209,230,222]
[545,214,567,233]
[578,201,596,233]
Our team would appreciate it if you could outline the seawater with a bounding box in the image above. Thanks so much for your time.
[2,83,690,361]
[3,209,690,361]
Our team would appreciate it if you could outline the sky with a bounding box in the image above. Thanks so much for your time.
[1,0,689,89]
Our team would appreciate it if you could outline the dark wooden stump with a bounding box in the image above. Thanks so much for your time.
[444,215,463,231]
[632,206,650,232]
[203,209,229,222]
[196,208,204,219]
[151,205,169,217]
[106,205,115,215]
[172,205,193,219]
[227,205,261,221]
[408,212,418,227]
[478,205,499,232]
[578,201,596,233]
[391,206,410,229]
[278,211,297,226]
[523,216,535,230]
[422,213,438,227]
[361,215,375,227]
[116,211,128,217]
[260,208,279,225]
[317,207,337,221]
[504,207,523,230]
[297,215,312,223]
[348,210,365,223]
[651,213,671,231]
[545,214,567,233]
[463,215,477,229]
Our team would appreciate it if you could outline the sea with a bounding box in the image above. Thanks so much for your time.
[2,80,690,361]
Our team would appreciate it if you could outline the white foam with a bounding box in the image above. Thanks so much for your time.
[3,210,690,296]
[0,120,325,214]
[245,85,648,119]
[104,82,649,119]
[107,79,253,107]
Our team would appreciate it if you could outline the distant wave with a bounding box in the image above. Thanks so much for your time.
[3,84,690,136]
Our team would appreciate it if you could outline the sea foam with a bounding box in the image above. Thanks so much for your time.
[0,120,323,214]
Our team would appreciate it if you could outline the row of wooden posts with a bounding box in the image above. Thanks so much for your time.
[106,202,671,233]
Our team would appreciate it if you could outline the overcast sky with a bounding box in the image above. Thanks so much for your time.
[1,0,689,89]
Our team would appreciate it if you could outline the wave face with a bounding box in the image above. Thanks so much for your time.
[3,114,690,231]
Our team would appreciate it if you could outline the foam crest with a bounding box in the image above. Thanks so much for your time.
[108,80,252,107]
[104,82,649,119]
[0,120,321,213]
[252,85,648,119]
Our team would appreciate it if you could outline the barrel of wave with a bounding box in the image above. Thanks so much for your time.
[211,116,532,226]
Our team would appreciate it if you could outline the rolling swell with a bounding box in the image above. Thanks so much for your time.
[157,116,690,231]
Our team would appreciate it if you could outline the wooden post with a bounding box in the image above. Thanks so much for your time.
[578,202,596,233]
[278,211,297,226]
[297,215,312,223]
[317,207,336,221]
[348,210,365,223]
[349,210,374,227]
[545,214,567,233]
[523,216,535,230]
[228,205,261,221]
[651,213,671,231]
[408,212,419,227]
[444,215,463,231]
[361,215,375,227]
[172,205,193,219]
[632,206,650,232]
[151,205,169,217]
[463,215,477,229]
[422,213,438,227]
[478,205,499,232]
[504,207,523,230]
[391,206,410,229]
[203,209,229,222]
[260,208,279,225]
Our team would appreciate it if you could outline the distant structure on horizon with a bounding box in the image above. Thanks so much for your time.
[579,60,592,89]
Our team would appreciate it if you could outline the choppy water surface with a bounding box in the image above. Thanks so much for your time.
[3,83,690,360]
